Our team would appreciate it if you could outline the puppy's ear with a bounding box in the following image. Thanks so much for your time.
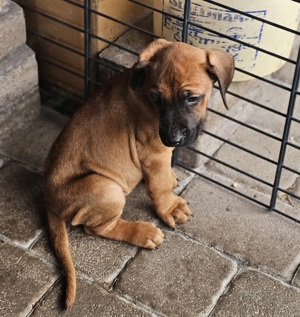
[129,61,150,91]
[130,39,172,91]
[139,38,172,62]
[206,50,235,110]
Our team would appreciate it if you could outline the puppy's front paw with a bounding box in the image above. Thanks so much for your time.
[159,197,192,228]
[132,222,164,250]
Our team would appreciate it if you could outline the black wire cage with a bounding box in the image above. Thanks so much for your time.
[17,0,300,221]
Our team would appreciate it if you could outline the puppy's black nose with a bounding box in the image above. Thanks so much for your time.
[169,131,184,146]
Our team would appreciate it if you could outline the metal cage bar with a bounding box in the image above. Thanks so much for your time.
[84,0,92,99]
[270,45,300,210]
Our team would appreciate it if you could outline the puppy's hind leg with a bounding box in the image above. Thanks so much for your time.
[72,176,164,249]
[87,218,164,250]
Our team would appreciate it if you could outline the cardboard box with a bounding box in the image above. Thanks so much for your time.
[15,0,152,98]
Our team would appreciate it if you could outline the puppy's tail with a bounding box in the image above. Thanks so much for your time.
[47,211,76,309]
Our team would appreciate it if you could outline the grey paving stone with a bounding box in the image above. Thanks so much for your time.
[0,154,9,169]
[0,241,58,317]
[116,231,237,317]
[192,165,300,222]
[61,227,137,289]
[245,78,300,142]
[173,165,194,195]
[0,162,45,248]
[293,265,300,288]
[206,124,299,194]
[30,232,57,265]
[181,176,300,280]
[289,176,300,210]
[0,0,26,60]
[211,269,300,317]
[32,226,137,290]
[31,277,152,317]
[0,107,69,171]
[122,182,158,224]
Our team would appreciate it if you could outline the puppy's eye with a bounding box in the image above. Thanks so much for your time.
[187,95,203,105]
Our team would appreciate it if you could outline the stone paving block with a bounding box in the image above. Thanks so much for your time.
[181,176,300,280]
[0,0,26,60]
[0,162,45,248]
[33,225,138,290]
[195,166,300,222]
[0,154,9,169]
[291,117,300,144]
[0,44,38,108]
[61,227,137,289]
[0,241,58,317]
[245,79,300,141]
[0,107,69,171]
[122,182,158,224]
[173,165,194,195]
[31,232,57,265]
[206,124,299,193]
[211,269,300,317]
[31,277,152,317]
[293,265,300,288]
[116,231,237,317]
[289,176,300,210]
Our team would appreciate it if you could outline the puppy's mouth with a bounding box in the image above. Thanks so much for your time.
[159,123,203,148]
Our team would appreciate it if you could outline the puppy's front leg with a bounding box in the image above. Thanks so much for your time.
[143,153,192,228]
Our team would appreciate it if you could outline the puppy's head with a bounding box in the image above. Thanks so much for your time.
[129,39,234,147]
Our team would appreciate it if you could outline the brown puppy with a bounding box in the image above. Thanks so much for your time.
[44,39,234,308]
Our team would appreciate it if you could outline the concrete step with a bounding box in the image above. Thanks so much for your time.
[0,0,26,60]
[0,86,40,142]
[0,44,40,142]
[0,44,39,107]
[0,1,40,142]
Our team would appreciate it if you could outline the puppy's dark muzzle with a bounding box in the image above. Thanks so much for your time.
[159,126,195,147]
